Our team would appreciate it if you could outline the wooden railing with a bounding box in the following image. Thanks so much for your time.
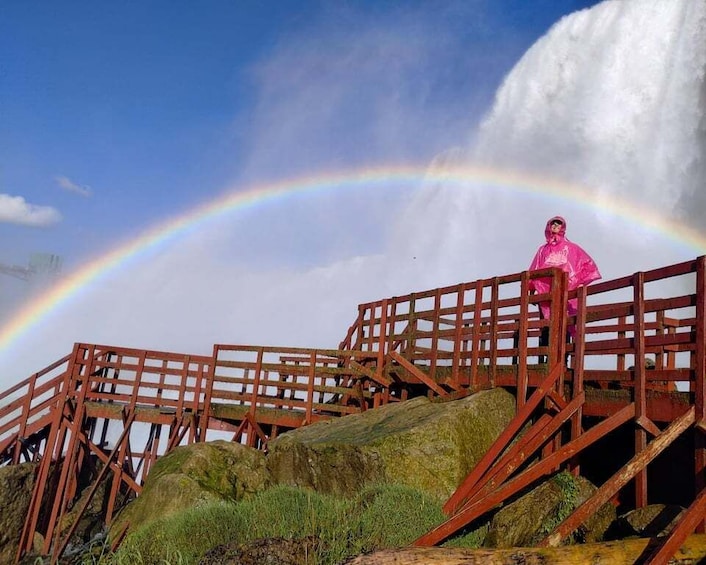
[1,257,705,564]
[568,257,702,394]
[0,354,71,465]
[207,345,383,447]
[339,268,567,395]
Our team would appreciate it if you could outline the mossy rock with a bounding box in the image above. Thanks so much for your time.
[0,462,37,564]
[611,504,685,538]
[111,440,269,538]
[266,388,516,500]
[484,472,616,548]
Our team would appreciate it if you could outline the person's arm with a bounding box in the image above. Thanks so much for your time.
[573,246,601,286]
[528,247,550,294]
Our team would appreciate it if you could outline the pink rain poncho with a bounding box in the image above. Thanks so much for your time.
[528,216,601,329]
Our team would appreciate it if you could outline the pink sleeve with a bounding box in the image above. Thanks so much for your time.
[528,247,550,293]
[528,247,544,272]
[569,245,601,288]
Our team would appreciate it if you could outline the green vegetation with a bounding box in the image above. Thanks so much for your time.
[75,484,484,565]
[537,470,582,543]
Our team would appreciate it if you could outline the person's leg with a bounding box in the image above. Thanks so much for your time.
[538,303,550,364]
[567,298,578,340]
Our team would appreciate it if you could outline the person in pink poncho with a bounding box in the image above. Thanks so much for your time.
[529,216,601,340]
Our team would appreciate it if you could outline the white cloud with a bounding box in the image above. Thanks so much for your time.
[55,175,92,197]
[0,194,62,227]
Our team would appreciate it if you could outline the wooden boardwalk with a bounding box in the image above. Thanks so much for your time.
[1,257,705,564]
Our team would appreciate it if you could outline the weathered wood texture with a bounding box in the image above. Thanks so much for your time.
[344,534,706,564]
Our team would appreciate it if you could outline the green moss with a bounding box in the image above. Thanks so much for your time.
[538,471,582,542]
[284,397,442,446]
[149,446,192,481]
[81,386,548,563]
[442,521,490,549]
[110,441,269,542]
[266,388,516,501]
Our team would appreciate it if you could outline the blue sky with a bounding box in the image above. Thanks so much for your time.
[1,1,600,270]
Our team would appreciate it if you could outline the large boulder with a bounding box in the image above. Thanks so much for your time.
[484,472,616,548]
[0,462,37,564]
[111,440,269,537]
[266,388,517,500]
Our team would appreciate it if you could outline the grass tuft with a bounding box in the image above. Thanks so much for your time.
[93,483,461,565]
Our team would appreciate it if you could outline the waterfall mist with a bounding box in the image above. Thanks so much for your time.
[395,0,705,289]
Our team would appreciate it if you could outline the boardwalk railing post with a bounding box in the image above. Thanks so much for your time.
[633,271,648,508]
[694,255,706,533]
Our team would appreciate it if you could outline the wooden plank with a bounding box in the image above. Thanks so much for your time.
[633,271,648,508]
[645,486,706,564]
[388,352,446,396]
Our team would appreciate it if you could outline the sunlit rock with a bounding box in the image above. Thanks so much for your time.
[266,388,517,500]
[111,440,269,537]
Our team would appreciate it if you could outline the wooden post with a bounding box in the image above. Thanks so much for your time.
[694,256,706,533]
[633,271,648,508]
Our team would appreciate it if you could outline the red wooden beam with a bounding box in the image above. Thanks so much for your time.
[466,393,585,507]
[52,411,136,563]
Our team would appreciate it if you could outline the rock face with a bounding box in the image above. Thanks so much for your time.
[266,388,517,500]
[484,473,616,548]
[111,440,269,536]
[0,462,37,564]
[611,504,685,538]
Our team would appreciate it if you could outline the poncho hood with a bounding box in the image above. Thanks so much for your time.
[544,216,567,244]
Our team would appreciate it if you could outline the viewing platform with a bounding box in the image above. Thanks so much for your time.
[1,256,705,564]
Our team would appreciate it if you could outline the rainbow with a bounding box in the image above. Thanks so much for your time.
[1,164,705,355]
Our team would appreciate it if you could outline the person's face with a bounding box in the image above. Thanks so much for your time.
[550,220,563,234]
